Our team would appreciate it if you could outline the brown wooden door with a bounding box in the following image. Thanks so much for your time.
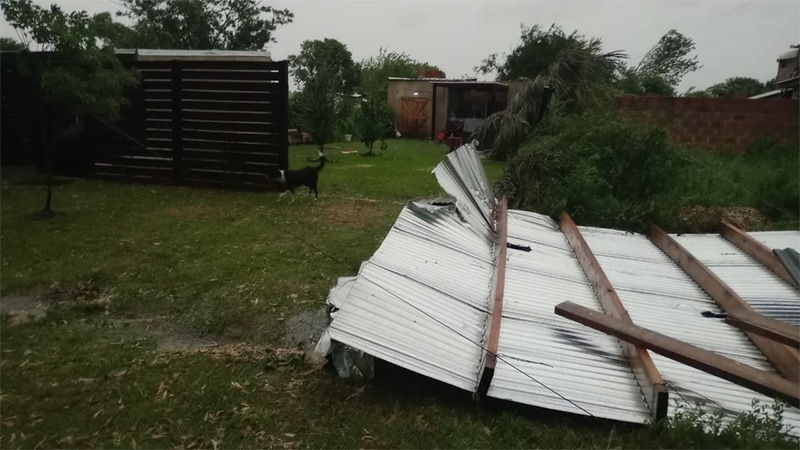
[400,97,429,136]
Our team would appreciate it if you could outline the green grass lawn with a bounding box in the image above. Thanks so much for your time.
[0,139,795,449]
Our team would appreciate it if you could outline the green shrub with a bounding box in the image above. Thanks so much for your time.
[666,135,799,230]
[649,400,797,449]
[746,136,799,222]
[495,105,799,232]
[497,106,687,231]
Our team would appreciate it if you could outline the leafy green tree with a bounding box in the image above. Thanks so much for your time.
[617,69,676,96]
[1,0,138,215]
[635,30,700,87]
[355,92,394,156]
[682,87,713,97]
[290,38,359,155]
[706,77,771,98]
[118,0,293,50]
[477,24,596,81]
[90,11,142,48]
[474,38,626,160]
[0,36,26,50]
[359,48,442,96]
[617,30,699,96]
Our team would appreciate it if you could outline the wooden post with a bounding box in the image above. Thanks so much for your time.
[560,213,668,420]
[649,224,800,382]
[430,83,438,141]
[170,59,183,184]
[726,309,800,347]
[555,301,800,408]
[475,197,508,398]
[277,60,289,171]
[719,221,798,289]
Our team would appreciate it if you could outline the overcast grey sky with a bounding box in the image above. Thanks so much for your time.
[2,0,798,92]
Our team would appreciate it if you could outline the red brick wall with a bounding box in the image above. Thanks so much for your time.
[617,96,799,152]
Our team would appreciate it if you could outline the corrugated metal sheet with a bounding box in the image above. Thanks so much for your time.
[119,48,272,60]
[749,230,800,252]
[328,202,494,391]
[673,233,800,325]
[487,211,651,423]
[579,227,800,432]
[321,143,800,434]
[433,142,496,242]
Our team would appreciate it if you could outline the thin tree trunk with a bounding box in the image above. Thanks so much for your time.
[43,153,53,212]
[40,102,53,213]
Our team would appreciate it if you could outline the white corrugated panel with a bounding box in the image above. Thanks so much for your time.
[487,211,651,423]
[673,234,800,325]
[749,230,800,252]
[328,203,494,391]
[327,146,497,392]
[433,143,496,242]
[579,227,800,433]
[320,144,799,433]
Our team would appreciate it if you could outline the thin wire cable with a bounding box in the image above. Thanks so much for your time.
[765,18,796,59]
[668,383,710,416]
[687,1,754,35]
[269,196,596,418]
[89,113,170,160]
[667,382,728,413]
[266,215,362,274]
[360,273,595,418]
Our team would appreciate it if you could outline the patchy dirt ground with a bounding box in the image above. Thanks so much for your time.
[280,307,328,350]
[0,294,48,323]
[1,288,330,359]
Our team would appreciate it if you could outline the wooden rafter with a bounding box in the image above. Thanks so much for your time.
[476,197,508,397]
[555,301,800,408]
[560,213,668,420]
[649,224,800,382]
[719,221,798,289]
[726,309,800,347]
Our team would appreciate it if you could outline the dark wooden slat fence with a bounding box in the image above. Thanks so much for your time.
[93,58,289,190]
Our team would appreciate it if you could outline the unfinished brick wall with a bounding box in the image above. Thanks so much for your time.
[617,96,799,152]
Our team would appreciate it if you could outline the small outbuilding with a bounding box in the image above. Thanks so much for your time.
[387,75,524,139]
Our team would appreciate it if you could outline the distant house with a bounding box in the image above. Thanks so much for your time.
[751,45,799,99]
[386,71,525,139]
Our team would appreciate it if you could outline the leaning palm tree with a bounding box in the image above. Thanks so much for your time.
[472,40,627,161]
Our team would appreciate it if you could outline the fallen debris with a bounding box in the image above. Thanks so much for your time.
[312,144,800,434]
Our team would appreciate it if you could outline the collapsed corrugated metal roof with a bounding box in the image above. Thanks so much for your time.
[317,144,800,433]
[579,227,800,428]
[674,234,800,325]
[326,143,496,391]
[488,212,650,423]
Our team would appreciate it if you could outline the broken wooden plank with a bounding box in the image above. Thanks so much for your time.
[476,197,508,398]
[648,224,800,382]
[554,301,800,408]
[726,309,800,348]
[560,213,668,420]
[719,221,798,289]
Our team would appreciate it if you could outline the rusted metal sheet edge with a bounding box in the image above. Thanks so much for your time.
[726,309,800,348]
[719,221,799,290]
[649,224,800,382]
[560,213,668,420]
[475,197,508,398]
[554,301,800,408]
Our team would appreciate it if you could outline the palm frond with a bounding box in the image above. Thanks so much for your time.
[475,44,628,160]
